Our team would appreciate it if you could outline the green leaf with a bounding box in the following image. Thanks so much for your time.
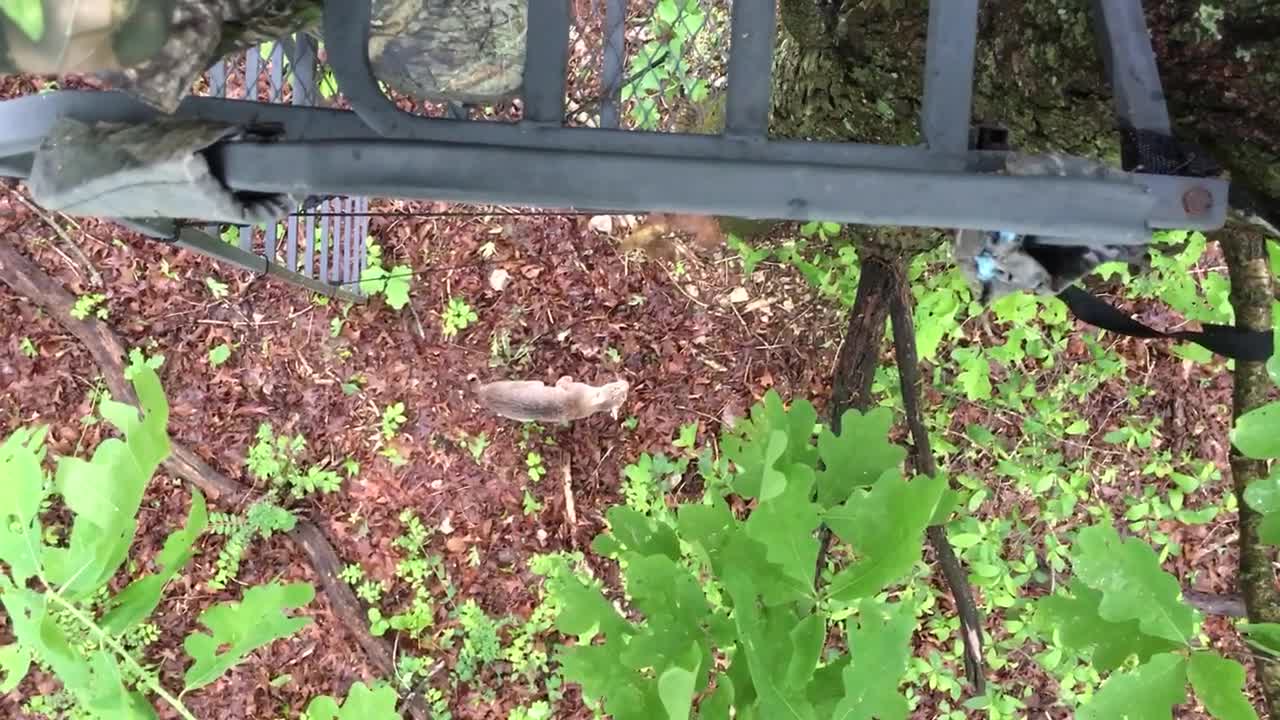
[722,391,819,500]
[815,407,907,507]
[1240,622,1280,657]
[183,581,316,691]
[783,614,826,690]
[0,426,49,583]
[958,353,993,401]
[1078,652,1186,720]
[1035,580,1180,672]
[207,343,232,367]
[45,367,171,598]
[0,644,31,693]
[1187,652,1258,720]
[744,464,821,589]
[0,0,44,42]
[1231,401,1280,459]
[698,675,733,720]
[597,506,680,560]
[304,681,401,720]
[824,473,946,601]
[1071,522,1199,645]
[830,600,915,720]
[1243,476,1280,545]
[383,265,412,309]
[657,646,700,720]
[550,575,631,639]
[101,490,208,635]
[722,585,817,720]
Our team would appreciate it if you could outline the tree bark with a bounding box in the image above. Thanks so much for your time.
[1222,232,1280,712]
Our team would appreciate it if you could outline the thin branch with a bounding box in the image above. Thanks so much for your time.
[888,272,987,695]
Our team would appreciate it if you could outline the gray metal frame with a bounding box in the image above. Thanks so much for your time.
[0,0,1230,263]
[299,0,1227,241]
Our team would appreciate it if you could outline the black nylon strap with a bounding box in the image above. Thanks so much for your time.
[1058,286,1274,362]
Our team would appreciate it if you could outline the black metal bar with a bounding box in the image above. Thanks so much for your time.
[212,139,1204,241]
[303,211,315,278]
[725,0,778,137]
[1088,0,1172,134]
[291,35,318,106]
[600,0,626,129]
[269,42,284,103]
[523,0,571,125]
[0,91,982,173]
[922,0,979,153]
[245,47,261,101]
[287,212,299,272]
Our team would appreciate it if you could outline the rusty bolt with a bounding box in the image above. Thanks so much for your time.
[1182,187,1213,217]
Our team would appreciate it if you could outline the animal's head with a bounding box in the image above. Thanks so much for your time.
[594,379,630,419]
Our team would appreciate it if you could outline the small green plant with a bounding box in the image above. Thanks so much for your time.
[365,511,453,641]
[508,701,553,720]
[205,276,231,299]
[490,328,533,369]
[70,292,107,320]
[220,225,240,245]
[455,600,506,683]
[673,420,698,450]
[526,451,546,483]
[19,336,37,358]
[441,297,479,339]
[459,431,490,462]
[208,424,342,589]
[359,241,412,310]
[381,401,408,439]
[522,489,544,516]
[0,365,316,719]
[303,681,401,720]
[622,415,640,431]
[207,342,232,367]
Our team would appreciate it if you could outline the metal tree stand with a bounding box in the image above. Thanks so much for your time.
[0,0,1229,297]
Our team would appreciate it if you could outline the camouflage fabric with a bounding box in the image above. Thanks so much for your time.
[27,115,296,225]
[1,0,526,113]
[0,1,177,75]
[953,153,1149,304]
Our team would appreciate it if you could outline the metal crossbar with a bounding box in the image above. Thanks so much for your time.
[0,0,1231,282]
[280,0,1224,241]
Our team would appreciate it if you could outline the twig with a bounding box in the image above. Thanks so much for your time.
[562,461,578,545]
[889,273,987,695]
[10,191,102,286]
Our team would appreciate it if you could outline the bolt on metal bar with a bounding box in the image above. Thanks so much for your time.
[523,0,572,125]
[724,0,778,137]
[1089,0,1171,134]
[921,0,980,153]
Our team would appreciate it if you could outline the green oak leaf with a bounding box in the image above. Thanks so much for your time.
[1231,401,1280,459]
[1188,652,1259,720]
[183,582,315,691]
[1078,653,1186,720]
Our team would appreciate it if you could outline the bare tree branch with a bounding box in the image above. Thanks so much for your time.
[888,268,986,695]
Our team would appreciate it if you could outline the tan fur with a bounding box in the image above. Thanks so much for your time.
[467,375,629,423]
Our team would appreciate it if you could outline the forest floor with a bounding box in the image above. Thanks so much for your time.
[0,1,1271,715]
[0,176,1256,718]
